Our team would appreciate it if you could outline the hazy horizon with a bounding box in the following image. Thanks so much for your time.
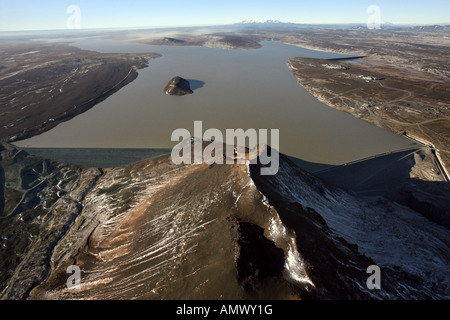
[1,0,449,32]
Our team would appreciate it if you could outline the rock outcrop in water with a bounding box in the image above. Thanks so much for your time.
[164,76,193,96]
[0,142,449,300]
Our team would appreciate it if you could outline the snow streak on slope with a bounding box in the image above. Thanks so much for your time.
[267,215,314,286]
[31,153,295,299]
[245,156,314,288]
[2,142,447,300]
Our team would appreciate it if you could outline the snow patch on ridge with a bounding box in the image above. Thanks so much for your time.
[247,161,314,287]
[267,215,314,287]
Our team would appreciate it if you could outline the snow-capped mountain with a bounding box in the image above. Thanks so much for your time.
[239,19,284,24]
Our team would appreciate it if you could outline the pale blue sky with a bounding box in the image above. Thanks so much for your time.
[0,0,449,31]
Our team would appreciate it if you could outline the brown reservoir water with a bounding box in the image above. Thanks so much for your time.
[15,40,416,167]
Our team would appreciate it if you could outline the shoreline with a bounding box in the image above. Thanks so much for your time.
[286,58,450,180]
[0,40,161,144]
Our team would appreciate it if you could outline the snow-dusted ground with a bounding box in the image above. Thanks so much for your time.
[264,156,449,298]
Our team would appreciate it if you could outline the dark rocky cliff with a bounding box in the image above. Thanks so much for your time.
[164,76,193,96]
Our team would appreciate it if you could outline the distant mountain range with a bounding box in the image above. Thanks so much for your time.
[235,19,450,31]
[239,19,284,24]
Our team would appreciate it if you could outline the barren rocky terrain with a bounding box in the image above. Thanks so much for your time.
[1,142,448,300]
